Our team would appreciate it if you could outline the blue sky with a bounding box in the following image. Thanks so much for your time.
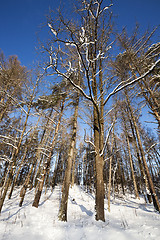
[0,0,159,68]
[0,0,159,135]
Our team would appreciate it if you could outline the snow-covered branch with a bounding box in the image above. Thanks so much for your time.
[99,4,113,16]
[103,58,160,105]
[146,142,160,153]
[35,108,57,123]
[84,129,97,154]
[103,107,115,120]
[0,135,18,143]
[0,155,12,163]
[40,151,50,158]
[36,147,51,153]
[100,120,115,157]
[55,67,92,102]
[48,23,57,36]
[85,139,97,151]
[0,87,28,115]
[1,140,17,149]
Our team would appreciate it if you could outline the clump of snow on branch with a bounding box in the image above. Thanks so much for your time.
[48,23,57,36]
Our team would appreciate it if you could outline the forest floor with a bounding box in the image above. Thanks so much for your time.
[0,185,160,240]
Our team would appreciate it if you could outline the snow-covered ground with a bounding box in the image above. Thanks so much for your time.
[0,185,160,240]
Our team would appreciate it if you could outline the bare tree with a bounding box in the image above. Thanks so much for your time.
[0,76,40,213]
[42,0,160,220]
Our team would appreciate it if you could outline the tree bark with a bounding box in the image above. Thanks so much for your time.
[108,128,114,212]
[32,100,64,208]
[0,99,32,213]
[126,93,160,212]
[126,134,140,199]
[58,96,79,221]
[128,115,152,202]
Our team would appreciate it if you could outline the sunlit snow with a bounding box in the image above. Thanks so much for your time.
[0,185,160,240]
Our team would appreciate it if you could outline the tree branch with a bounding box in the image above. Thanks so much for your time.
[103,58,160,105]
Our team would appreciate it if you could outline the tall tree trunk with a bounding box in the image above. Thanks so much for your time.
[71,150,76,188]
[0,100,32,213]
[19,163,34,207]
[92,54,105,221]
[58,96,79,221]
[125,92,160,212]
[94,106,105,221]
[8,147,28,199]
[33,108,55,189]
[108,128,114,212]
[0,162,9,187]
[8,116,41,199]
[32,100,65,208]
[119,157,126,195]
[126,134,140,199]
[128,115,152,202]
[121,110,139,199]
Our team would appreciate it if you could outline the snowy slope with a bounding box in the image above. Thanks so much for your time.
[0,185,160,240]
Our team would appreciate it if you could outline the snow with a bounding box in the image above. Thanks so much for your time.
[48,23,57,36]
[0,185,160,240]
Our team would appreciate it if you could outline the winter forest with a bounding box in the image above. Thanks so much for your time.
[0,0,160,239]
